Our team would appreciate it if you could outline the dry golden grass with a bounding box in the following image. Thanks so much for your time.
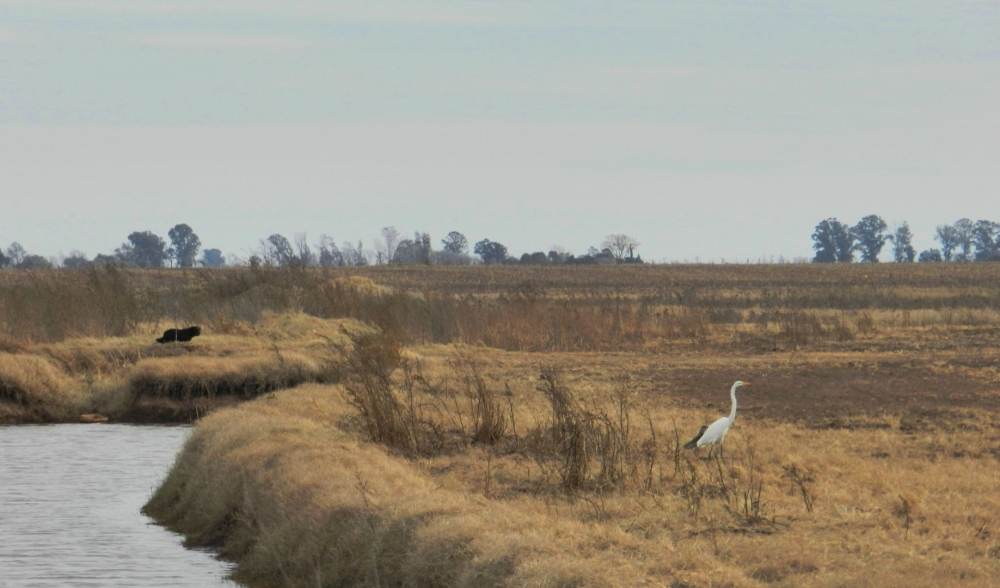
[4,264,1000,585]
[0,353,86,422]
[145,384,724,587]
[0,312,368,423]
[145,365,1000,587]
[146,323,1000,586]
[4,264,1000,354]
[126,353,327,399]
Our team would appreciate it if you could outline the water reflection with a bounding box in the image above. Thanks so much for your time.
[0,424,239,587]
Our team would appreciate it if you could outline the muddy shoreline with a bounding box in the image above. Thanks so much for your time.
[1,394,248,425]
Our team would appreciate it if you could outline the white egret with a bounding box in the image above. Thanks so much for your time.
[684,381,751,450]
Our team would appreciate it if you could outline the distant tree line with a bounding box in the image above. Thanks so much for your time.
[0,225,643,269]
[0,223,222,270]
[0,242,53,270]
[245,230,642,268]
[812,216,1000,263]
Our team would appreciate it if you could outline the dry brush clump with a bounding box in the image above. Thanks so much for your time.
[673,435,775,531]
[467,369,509,446]
[335,328,423,453]
[335,331,517,457]
[528,369,655,494]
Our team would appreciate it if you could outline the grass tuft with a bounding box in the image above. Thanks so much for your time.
[0,353,85,422]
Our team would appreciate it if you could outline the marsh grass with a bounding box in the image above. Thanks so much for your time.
[143,388,668,587]
[127,353,334,400]
[5,264,1000,354]
[0,312,362,423]
[0,353,85,422]
[143,370,1000,587]
[467,370,509,446]
[4,264,1000,584]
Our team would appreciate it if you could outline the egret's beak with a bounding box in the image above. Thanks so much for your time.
[742,381,752,387]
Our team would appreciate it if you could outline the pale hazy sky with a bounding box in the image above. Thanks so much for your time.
[2,1,998,263]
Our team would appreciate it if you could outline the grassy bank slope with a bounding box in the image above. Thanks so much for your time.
[144,356,1000,587]
[144,386,687,586]
[0,312,365,424]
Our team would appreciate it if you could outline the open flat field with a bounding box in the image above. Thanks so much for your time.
[3,264,1000,586]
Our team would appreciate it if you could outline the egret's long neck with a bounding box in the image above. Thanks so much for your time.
[729,383,739,421]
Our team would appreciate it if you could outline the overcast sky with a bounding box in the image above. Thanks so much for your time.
[2,1,998,263]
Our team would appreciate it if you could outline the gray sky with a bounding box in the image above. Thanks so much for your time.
[2,1,998,263]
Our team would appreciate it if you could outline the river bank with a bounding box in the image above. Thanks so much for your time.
[0,312,366,425]
[142,341,1000,587]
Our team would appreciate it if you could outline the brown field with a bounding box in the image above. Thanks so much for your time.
[3,263,1000,586]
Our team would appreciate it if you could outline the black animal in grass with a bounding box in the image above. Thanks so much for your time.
[156,326,202,344]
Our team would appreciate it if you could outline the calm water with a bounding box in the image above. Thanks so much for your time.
[0,424,239,587]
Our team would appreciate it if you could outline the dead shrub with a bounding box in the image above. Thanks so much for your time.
[831,315,855,341]
[782,462,815,513]
[780,311,824,347]
[710,436,770,526]
[855,311,877,335]
[592,380,642,491]
[338,329,417,453]
[661,307,711,341]
[337,329,459,455]
[468,372,508,445]
[534,370,651,493]
[676,451,706,520]
[677,435,775,530]
[536,369,594,490]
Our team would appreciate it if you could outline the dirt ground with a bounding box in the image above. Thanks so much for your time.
[424,342,1000,432]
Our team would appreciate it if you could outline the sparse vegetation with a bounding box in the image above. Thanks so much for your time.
[5,263,1000,352]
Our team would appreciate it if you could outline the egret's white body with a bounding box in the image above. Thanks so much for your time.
[684,381,751,449]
